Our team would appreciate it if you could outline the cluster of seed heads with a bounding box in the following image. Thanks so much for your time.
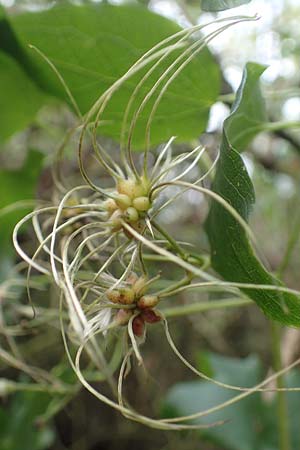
[104,176,151,232]
[107,272,160,336]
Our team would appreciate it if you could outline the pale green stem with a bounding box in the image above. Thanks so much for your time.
[142,254,171,262]
[0,379,76,395]
[263,121,300,132]
[156,274,193,297]
[278,213,300,275]
[161,297,252,318]
[271,215,300,450]
[152,220,187,259]
[270,322,291,450]
[218,93,235,103]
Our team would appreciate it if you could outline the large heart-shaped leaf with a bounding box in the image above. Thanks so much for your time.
[0,149,44,254]
[163,352,300,450]
[0,51,44,142]
[0,391,54,450]
[4,3,220,148]
[201,0,251,11]
[206,63,300,326]
[163,353,264,450]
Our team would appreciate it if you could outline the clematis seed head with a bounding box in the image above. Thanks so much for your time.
[133,196,150,212]
[115,194,132,210]
[141,309,161,324]
[118,287,135,305]
[104,198,118,215]
[125,207,139,223]
[106,290,121,304]
[110,210,123,230]
[117,178,137,198]
[115,309,133,325]
[132,315,145,337]
[137,295,159,309]
[133,276,148,296]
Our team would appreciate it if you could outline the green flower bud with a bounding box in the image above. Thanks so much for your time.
[115,194,132,210]
[137,295,159,309]
[118,287,135,305]
[117,178,137,198]
[117,177,150,198]
[106,290,120,303]
[110,210,122,230]
[104,198,118,215]
[125,207,139,223]
[133,182,147,198]
[133,196,150,212]
[133,275,148,296]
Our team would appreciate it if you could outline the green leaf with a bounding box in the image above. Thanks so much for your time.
[163,353,300,450]
[163,353,264,450]
[0,51,44,142]
[0,391,54,450]
[0,149,44,253]
[201,0,251,11]
[6,3,220,148]
[206,62,300,326]
[256,369,300,450]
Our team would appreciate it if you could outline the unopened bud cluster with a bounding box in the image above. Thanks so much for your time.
[104,176,151,231]
[106,272,160,336]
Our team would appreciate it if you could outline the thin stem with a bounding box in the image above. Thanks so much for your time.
[161,297,252,318]
[273,212,300,450]
[152,220,187,259]
[142,254,176,262]
[278,213,300,276]
[270,322,291,450]
[138,242,147,275]
[155,274,193,297]
[0,379,76,395]
[263,121,300,132]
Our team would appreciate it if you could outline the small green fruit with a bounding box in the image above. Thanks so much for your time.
[106,290,120,303]
[125,207,139,223]
[133,196,150,212]
[110,210,122,230]
[133,276,148,296]
[117,179,136,198]
[104,198,118,215]
[137,295,159,309]
[115,194,131,210]
[118,287,135,305]
[133,182,147,198]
